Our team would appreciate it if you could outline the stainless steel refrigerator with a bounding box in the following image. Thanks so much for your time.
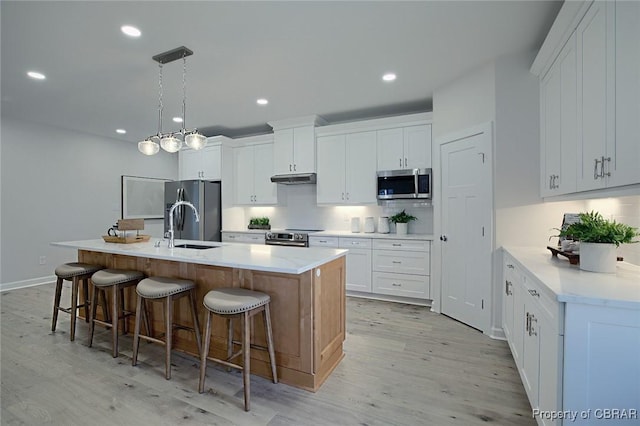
[164,180,222,241]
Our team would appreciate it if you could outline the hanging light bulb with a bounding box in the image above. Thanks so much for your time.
[160,135,182,153]
[185,131,207,150]
[138,138,160,155]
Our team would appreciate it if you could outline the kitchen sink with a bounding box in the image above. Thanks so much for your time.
[174,243,219,250]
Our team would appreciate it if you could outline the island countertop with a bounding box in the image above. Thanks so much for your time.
[52,238,347,275]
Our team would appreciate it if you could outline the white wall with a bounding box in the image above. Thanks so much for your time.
[0,116,178,289]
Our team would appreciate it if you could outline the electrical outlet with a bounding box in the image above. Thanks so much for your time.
[39,256,46,265]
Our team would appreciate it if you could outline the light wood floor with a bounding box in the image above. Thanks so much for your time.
[1,283,535,425]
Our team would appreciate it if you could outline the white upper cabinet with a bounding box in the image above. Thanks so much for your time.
[317,131,377,205]
[540,33,577,196]
[273,126,315,174]
[611,0,640,187]
[534,0,639,196]
[377,125,432,171]
[269,115,327,175]
[233,143,277,205]
[179,143,222,180]
[576,1,615,192]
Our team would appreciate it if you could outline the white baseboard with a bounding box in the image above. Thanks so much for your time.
[0,275,55,293]
[489,326,506,341]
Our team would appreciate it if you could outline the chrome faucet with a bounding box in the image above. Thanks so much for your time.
[166,201,200,248]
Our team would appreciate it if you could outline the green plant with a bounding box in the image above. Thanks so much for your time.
[249,217,270,226]
[389,210,417,224]
[558,211,639,247]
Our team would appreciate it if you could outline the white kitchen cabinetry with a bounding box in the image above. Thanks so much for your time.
[221,231,265,244]
[503,251,563,426]
[179,144,222,180]
[316,131,377,205]
[540,33,577,196]
[576,1,615,192]
[372,239,430,299]
[339,237,372,293]
[233,143,277,205]
[273,126,315,174]
[377,125,432,171]
[309,236,372,292]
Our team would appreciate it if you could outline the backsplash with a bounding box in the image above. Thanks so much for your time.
[226,184,434,235]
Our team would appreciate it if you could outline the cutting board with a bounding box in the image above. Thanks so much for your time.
[102,234,151,244]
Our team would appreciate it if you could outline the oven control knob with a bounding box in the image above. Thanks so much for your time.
[266,232,272,239]
[294,233,302,240]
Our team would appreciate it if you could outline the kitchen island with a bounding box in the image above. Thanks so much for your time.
[52,239,347,392]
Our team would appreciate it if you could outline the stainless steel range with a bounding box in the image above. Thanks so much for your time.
[265,229,323,247]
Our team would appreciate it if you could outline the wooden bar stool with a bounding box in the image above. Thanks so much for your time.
[88,269,145,357]
[132,277,202,380]
[198,288,278,411]
[51,262,103,341]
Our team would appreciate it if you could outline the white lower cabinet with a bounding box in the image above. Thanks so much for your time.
[309,236,372,292]
[372,239,430,299]
[221,231,265,244]
[502,251,564,426]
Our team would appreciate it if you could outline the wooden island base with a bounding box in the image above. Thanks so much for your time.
[78,250,346,392]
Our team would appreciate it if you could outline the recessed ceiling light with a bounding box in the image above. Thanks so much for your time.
[172,117,183,123]
[257,98,269,105]
[27,71,46,80]
[116,129,127,134]
[121,25,141,37]
[382,73,397,82]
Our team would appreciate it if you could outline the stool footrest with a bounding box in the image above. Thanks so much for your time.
[203,355,244,372]
[136,334,166,346]
[231,339,269,353]
[56,303,89,314]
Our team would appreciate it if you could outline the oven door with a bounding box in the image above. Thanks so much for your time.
[265,239,308,247]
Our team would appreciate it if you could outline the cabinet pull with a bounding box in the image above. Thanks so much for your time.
[603,156,611,177]
[525,312,530,333]
[399,158,402,167]
[404,158,408,167]
[392,261,402,264]
[528,314,538,336]
[341,192,345,200]
[392,283,402,287]
[528,289,540,298]
[346,193,350,200]
[505,280,512,296]
[293,164,297,172]
[507,264,514,269]
[594,158,602,180]
[319,240,327,243]
[549,175,553,189]
[392,243,402,247]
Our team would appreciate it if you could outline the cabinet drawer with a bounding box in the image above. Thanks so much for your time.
[243,234,265,244]
[372,249,429,275]
[309,236,339,248]
[339,237,372,249]
[522,274,564,333]
[373,272,429,299]
[372,239,430,252]
[222,232,244,242]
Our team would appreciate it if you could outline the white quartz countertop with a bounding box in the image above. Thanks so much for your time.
[310,230,434,240]
[52,239,347,275]
[503,246,640,308]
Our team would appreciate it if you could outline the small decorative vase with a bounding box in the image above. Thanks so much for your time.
[396,222,408,235]
[579,242,617,273]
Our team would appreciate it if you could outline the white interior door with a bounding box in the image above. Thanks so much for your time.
[440,127,492,332]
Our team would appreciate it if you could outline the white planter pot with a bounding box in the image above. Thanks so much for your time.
[396,222,408,235]
[579,242,617,273]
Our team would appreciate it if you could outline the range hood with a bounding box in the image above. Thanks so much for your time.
[270,172,317,185]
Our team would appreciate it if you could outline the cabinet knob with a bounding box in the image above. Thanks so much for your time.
[440,235,448,242]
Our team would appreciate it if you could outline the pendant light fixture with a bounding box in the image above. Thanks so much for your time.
[138,46,207,155]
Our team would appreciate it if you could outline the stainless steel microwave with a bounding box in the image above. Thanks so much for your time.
[377,168,432,200]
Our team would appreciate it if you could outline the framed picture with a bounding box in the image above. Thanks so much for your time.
[121,176,171,219]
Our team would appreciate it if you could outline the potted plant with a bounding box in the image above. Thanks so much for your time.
[248,217,271,230]
[389,210,417,235]
[558,211,639,273]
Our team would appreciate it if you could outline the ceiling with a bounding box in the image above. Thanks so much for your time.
[1,1,561,143]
